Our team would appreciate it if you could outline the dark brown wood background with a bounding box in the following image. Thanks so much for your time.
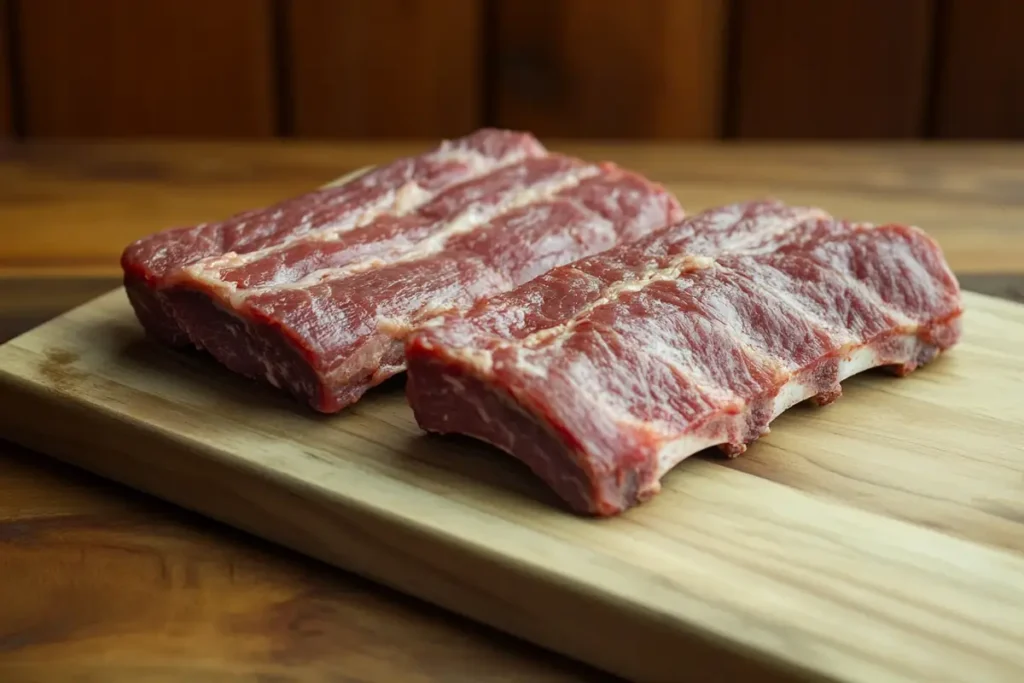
[0,0,1020,140]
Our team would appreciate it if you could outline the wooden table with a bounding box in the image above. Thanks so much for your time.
[1,140,1022,682]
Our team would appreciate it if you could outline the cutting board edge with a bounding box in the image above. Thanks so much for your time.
[1,288,1023,683]
[0,363,823,683]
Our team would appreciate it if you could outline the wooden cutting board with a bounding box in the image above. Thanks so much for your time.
[0,287,1022,683]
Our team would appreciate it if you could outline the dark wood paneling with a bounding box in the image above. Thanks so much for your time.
[731,0,934,138]
[16,0,276,138]
[0,0,11,136]
[288,0,482,138]
[933,0,1024,138]
[493,0,728,139]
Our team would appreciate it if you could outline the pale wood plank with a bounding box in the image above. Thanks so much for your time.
[0,288,1022,683]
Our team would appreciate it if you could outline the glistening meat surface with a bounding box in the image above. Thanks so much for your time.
[121,128,548,345]
[404,200,964,516]
[122,131,683,413]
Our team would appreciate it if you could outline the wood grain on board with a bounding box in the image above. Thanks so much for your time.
[932,0,1024,138]
[1,282,1023,681]
[15,0,276,137]
[3,141,1023,277]
[0,288,1022,683]
[0,272,614,682]
[0,446,611,683]
[730,0,935,138]
[492,0,728,138]
[288,0,483,138]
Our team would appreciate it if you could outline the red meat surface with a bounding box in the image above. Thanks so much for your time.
[404,200,964,516]
[120,129,683,412]
[122,129,548,346]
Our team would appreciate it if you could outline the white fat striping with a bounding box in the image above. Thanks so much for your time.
[750,223,920,331]
[638,253,920,480]
[181,147,535,278]
[447,346,497,376]
[415,212,945,493]
[179,188,413,284]
[653,338,911,478]
[505,347,549,379]
[827,261,919,330]
[627,325,745,407]
[487,209,830,353]
[455,258,790,438]
[514,278,794,458]
[726,207,831,251]
[224,164,604,298]
[512,255,717,351]
[463,239,924,481]
[724,262,862,348]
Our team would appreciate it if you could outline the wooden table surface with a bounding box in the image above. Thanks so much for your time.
[1,139,1023,683]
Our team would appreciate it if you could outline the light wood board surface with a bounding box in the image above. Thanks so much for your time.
[0,286,1022,683]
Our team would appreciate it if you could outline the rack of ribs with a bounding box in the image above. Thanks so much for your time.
[121,129,683,412]
[404,200,964,516]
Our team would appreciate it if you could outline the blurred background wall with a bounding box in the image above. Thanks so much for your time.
[0,0,1020,141]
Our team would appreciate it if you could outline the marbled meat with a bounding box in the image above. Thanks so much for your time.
[404,200,964,516]
[121,129,684,412]
[122,128,548,347]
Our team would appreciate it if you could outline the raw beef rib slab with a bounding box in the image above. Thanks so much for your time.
[122,128,548,348]
[120,128,684,413]
[404,200,964,516]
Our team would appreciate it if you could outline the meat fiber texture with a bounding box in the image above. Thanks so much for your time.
[405,200,964,516]
[120,128,684,413]
[122,129,549,347]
